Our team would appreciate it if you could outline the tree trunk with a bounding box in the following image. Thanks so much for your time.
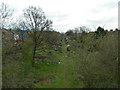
[32,30,37,67]
[32,44,36,67]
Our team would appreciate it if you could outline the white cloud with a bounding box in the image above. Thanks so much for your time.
[1,0,118,32]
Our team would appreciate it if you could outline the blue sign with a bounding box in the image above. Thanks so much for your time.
[19,30,26,40]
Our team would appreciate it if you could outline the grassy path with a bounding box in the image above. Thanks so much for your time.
[33,39,83,88]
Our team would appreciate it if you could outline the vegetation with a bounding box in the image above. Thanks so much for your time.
[1,2,119,88]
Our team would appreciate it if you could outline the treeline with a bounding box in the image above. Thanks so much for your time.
[2,25,118,88]
[64,27,118,88]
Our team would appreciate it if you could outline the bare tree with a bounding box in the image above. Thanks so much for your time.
[22,6,52,66]
[0,2,14,29]
[74,26,90,34]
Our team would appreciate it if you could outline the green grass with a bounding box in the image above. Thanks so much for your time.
[32,40,84,88]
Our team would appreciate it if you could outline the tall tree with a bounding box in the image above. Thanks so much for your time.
[0,2,14,29]
[22,6,52,66]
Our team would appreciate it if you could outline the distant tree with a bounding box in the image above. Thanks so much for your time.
[65,30,74,36]
[115,28,118,31]
[22,6,52,66]
[75,26,90,34]
[65,29,78,41]
[95,26,107,38]
[0,2,14,29]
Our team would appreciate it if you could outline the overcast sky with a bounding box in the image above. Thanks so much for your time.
[1,0,118,32]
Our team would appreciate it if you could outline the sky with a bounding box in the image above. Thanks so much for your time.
[1,0,118,32]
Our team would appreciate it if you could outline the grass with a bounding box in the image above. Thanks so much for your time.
[32,40,84,88]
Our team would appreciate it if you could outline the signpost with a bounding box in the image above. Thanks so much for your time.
[19,30,26,40]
